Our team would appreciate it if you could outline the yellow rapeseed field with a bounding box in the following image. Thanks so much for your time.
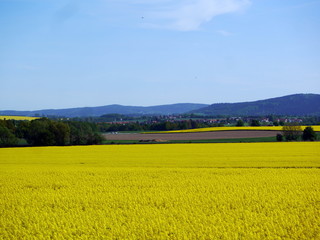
[0,143,319,239]
[151,125,320,133]
[0,116,40,121]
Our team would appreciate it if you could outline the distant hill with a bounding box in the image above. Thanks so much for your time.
[0,103,209,118]
[190,94,320,116]
[1,94,319,118]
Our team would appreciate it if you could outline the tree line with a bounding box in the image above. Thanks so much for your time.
[277,124,317,142]
[98,118,280,132]
[0,118,103,147]
[97,120,224,132]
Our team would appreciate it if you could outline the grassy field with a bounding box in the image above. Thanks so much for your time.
[0,116,40,121]
[147,125,320,133]
[1,143,319,239]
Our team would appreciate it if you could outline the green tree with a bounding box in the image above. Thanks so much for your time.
[2,120,16,133]
[68,121,103,145]
[15,121,30,139]
[190,120,198,129]
[87,132,104,145]
[164,121,175,130]
[180,120,192,130]
[0,125,18,147]
[69,122,89,145]
[26,118,56,146]
[250,119,260,126]
[236,120,244,127]
[50,122,70,146]
[276,133,283,142]
[302,126,317,141]
[282,123,302,141]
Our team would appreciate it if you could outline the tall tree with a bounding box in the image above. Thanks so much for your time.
[236,120,244,127]
[26,118,55,146]
[50,122,70,146]
[302,126,317,141]
[250,120,260,126]
[282,123,302,141]
[0,125,18,147]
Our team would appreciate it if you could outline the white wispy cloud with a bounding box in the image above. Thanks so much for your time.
[216,30,233,36]
[141,0,251,31]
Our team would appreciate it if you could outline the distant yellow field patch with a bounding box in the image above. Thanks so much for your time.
[151,125,320,133]
[0,116,40,121]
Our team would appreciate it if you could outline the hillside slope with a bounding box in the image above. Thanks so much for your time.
[0,103,209,117]
[191,94,320,116]
[2,94,319,117]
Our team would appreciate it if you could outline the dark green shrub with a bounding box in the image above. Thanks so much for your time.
[276,133,283,142]
[302,126,317,141]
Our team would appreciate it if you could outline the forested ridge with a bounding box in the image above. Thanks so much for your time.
[192,94,320,116]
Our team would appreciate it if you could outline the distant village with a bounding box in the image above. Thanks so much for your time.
[70,114,319,132]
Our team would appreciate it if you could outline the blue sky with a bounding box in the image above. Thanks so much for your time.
[1,0,319,110]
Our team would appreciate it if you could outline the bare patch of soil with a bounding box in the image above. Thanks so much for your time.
[103,131,280,141]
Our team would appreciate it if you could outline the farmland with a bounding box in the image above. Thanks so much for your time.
[0,116,40,121]
[148,125,320,133]
[104,130,280,142]
[1,143,319,239]
[104,125,320,142]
